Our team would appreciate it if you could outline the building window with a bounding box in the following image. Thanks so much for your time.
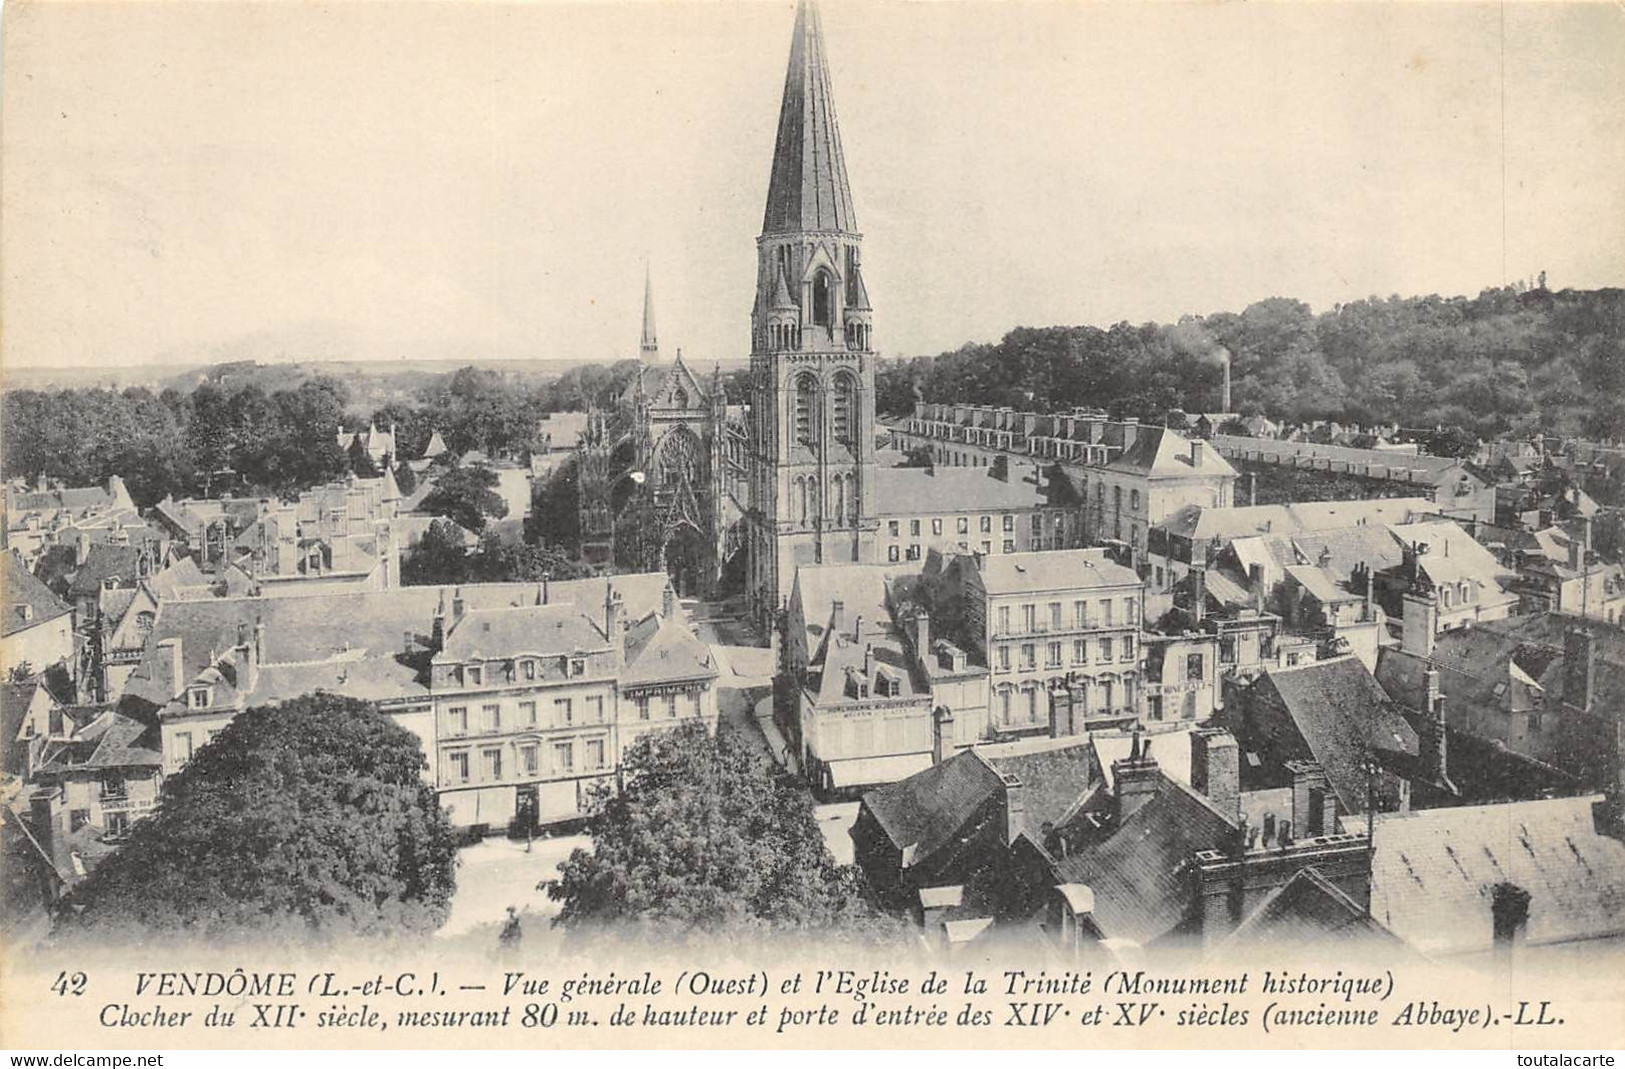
[981,516,992,534]
[1183,691,1198,720]
[1073,639,1087,665]
[522,659,536,681]
[665,694,678,718]
[1003,539,1015,554]
[888,520,899,537]
[1122,637,1134,662]
[447,706,468,736]
[906,544,921,561]
[1020,644,1036,670]
[1099,638,1113,662]
[569,658,586,677]
[888,546,900,563]
[1003,514,1014,532]
[521,701,537,725]
[483,704,501,732]
[587,738,606,770]
[1026,687,1040,723]
[482,748,502,781]
[981,540,992,554]
[1074,600,1088,628]
[554,742,575,773]
[910,519,921,536]
[174,731,193,764]
[999,688,1013,721]
[555,698,573,725]
[520,744,538,776]
[1220,637,1236,664]
[1130,489,1140,511]
[997,606,1011,635]
[637,696,650,720]
[448,751,469,784]
[466,665,483,687]
[1022,604,1036,632]
[957,517,969,535]
[1147,695,1163,722]
[1187,653,1205,681]
[932,518,943,536]
[1049,602,1062,630]
[586,696,604,723]
[1046,642,1062,669]
[1126,598,1138,625]
[188,687,209,709]
[997,645,1011,673]
[1031,514,1042,534]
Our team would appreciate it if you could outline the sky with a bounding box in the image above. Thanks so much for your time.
[2,0,1623,373]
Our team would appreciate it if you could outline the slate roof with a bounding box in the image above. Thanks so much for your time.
[2,554,72,638]
[123,575,671,708]
[67,544,143,598]
[1370,796,1625,956]
[1049,773,1238,945]
[438,604,608,661]
[1106,427,1237,480]
[1214,867,1407,955]
[620,611,718,688]
[861,748,1008,858]
[33,711,161,774]
[976,549,1140,596]
[871,466,1058,516]
[1250,656,1419,813]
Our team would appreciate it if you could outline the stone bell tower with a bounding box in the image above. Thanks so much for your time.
[745,0,879,626]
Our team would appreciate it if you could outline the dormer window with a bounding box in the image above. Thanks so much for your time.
[522,659,536,682]
[465,664,483,687]
[569,658,586,678]
[188,687,210,709]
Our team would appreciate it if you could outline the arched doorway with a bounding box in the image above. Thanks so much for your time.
[661,522,708,598]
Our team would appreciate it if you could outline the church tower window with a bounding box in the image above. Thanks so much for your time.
[812,271,834,328]
[794,373,817,445]
[832,371,855,443]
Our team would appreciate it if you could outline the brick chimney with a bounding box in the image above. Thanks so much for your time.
[1111,731,1160,824]
[1419,668,1452,789]
[605,588,626,638]
[1400,591,1436,657]
[1491,881,1531,967]
[1190,728,1240,821]
[234,621,259,695]
[913,609,930,658]
[830,599,845,636]
[452,586,466,623]
[1001,773,1026,845]
[1285,759,1336,837]
[153,637,184,699]
[1249,562,1267,613]
[431,589,447,651]
[932,705,955,764]
[1190,440,1205,468]
[1191,566,1207,626]
[1563,627,1596,712]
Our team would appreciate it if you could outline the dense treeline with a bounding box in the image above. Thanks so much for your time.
[2,361,648,507]
[878,286,1625,441]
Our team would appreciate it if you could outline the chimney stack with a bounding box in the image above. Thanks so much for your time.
[235,622,260,695]
[1491,882,1532,967]
[605,588,626,638]
[1111,732,1160,824]
[1420,668,1450,787]
[431,589,447,651]
[153,637,185,699]
[853,614,865,642]
[1190,441,1205,468]
[662,584,677,619]
[913,609,931,658]
[1249,562,1266,613]
[1190,728,1240,821]
[1400,592,1436,657]
[830,599,845,635]
[1221,354,1232,414]
[932,705,955,765]
[452,587,466,622]
[1564,627,1596,712]
[1002,773,1026,846]
[1286,759,1336,837]
[1191,566,1208,626]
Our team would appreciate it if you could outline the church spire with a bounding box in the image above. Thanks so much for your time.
[762,0,857,235]
[639,263,660,363]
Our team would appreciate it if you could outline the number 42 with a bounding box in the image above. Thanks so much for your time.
[50,971,87,997]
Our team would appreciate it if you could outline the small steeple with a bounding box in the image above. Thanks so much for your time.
[640,263,660,363]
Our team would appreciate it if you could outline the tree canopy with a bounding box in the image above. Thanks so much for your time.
[418,464,508,532]
[877,286,1625,441]
[55,694,456,942]
[546,722,900,941]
